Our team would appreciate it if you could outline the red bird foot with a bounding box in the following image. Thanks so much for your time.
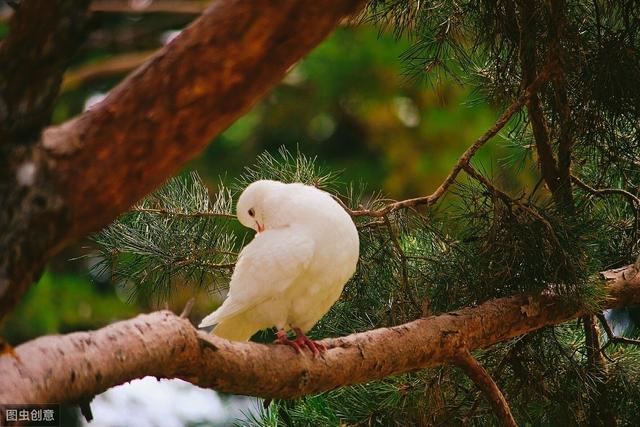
[275,328,326,356]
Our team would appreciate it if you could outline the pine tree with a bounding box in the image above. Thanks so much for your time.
[91,1,640,425]
[2,0,640,425]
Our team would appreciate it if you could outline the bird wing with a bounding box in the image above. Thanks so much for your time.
[199,226,315,328]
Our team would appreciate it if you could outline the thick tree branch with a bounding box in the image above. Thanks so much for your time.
[43,0,364,243]
[453,349,517,427]
[1,265,638,404]
[0,0,365,320]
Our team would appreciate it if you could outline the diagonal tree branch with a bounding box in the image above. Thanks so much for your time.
[1,265,638,404]
[42,0,365,244]
[344,64,552,218]
[0,0,366,320]
[453,348,517,427]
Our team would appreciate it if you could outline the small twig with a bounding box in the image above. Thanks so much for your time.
[340,65,551,218]
[62,51,154,92]
[596,313,640,350]
[131,207,236,220]
[454,348,517,427]
[356,218,386,230]
[383,215,420,312]
[572,174,640,246]
[463,164,572,270]
[91,0,207,14]
[571,175,640,208]
[180,297,196,318]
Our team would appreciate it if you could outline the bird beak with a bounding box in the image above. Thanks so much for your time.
[256,222,265,233]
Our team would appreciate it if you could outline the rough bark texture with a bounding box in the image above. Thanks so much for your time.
[0,0,92,325]
[1,265,638,404]
[0,0,365,320]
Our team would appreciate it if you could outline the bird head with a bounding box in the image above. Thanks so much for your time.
[236,180,287,233]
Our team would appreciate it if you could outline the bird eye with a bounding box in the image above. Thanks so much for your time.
[248,208,255,217]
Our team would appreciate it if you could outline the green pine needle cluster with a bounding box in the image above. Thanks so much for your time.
[94,144,639,425]
[92,0,640,423]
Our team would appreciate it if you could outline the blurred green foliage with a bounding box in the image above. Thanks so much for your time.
[1,270,136,343]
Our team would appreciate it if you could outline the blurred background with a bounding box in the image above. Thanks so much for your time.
[0,1,530,425]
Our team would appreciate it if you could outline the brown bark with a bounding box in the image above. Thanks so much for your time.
[0,0,92,326]
[1,265,638,404]
[547,0,573,189]
[516,0,573,210]
[61,51,155,92]
[0,0,91,144]
[584,315,616,426]
[454,349,517,427]
[91,0,208,15]
[0,0,365,320]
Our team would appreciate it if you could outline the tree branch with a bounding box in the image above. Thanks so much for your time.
[344,64,552,218]
[1,265,638,404]
[453,348,516,427]
[0,0,91,143]
[547,0,574,194]
[571,174,640,209]
[61,51,155,92]
[91,0,208,15]
[516,0,571,209]
[130,207,236,220]
[0,0,365,320]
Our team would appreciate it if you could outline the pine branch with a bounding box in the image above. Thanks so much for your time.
[571,175,640,209]
[516,0,569,210]
[548,0,574,194]
[1,264,638,405]
[344,64,552,218]
[0,0,366,320]
[130,207,236,220]
[453,348,517,427]
[462,163,569,266]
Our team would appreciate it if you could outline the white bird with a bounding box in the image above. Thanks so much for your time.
[199,180,359,354]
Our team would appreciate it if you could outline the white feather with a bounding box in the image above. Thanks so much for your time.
[199,180,359,341]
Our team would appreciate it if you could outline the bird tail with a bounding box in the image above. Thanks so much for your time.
[199,307,258,342]
[211,315,257,342]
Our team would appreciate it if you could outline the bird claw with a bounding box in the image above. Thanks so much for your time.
[275,329,326,357]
